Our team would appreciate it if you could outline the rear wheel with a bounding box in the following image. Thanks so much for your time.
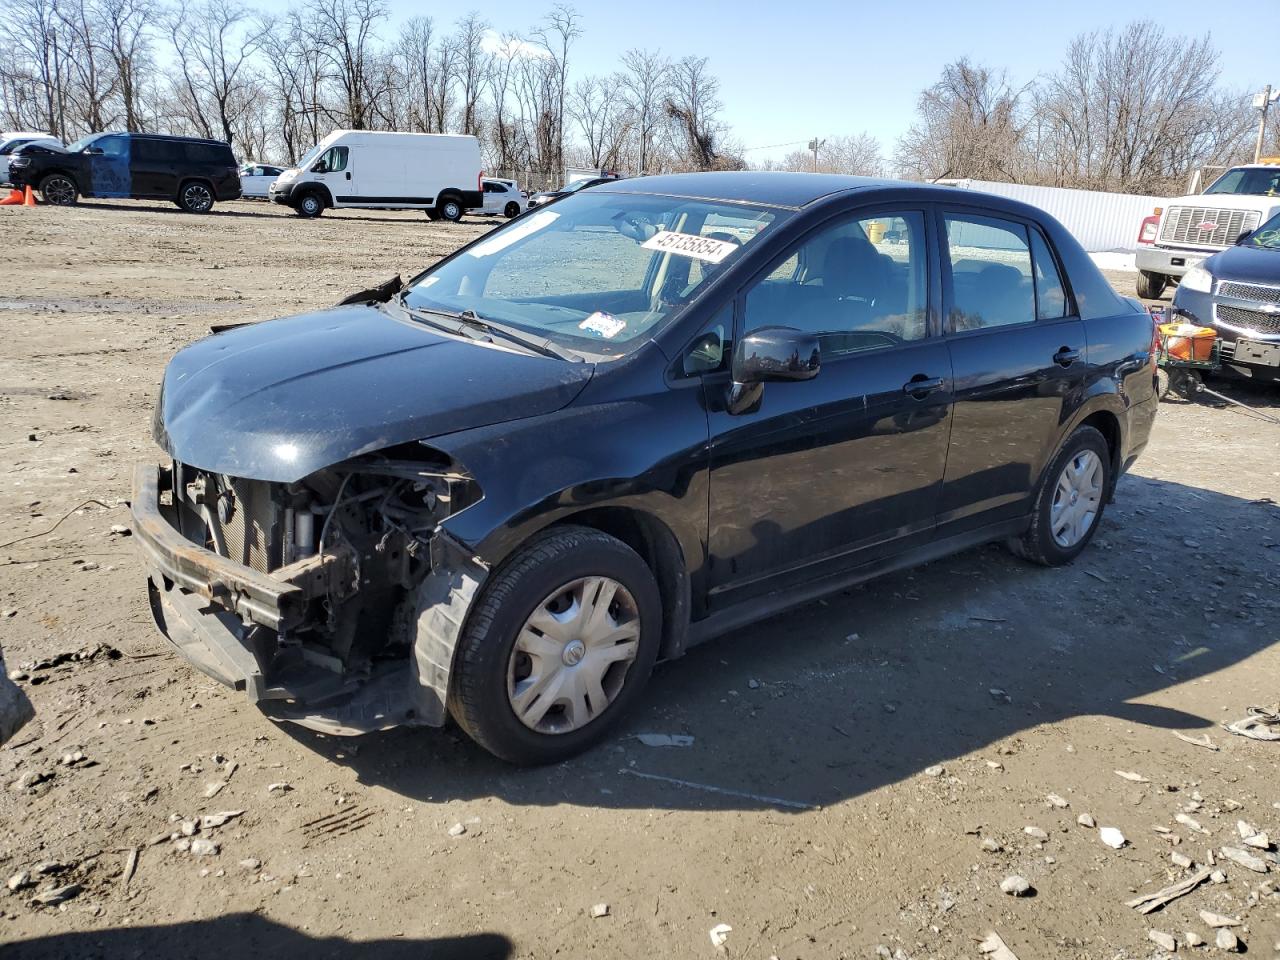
[503,201,520,219]
[39,174,78,206]
[295,191,325,218]
[1008,426,1111,567]
[177,180,215,213]
[448,526,662,764]
[437,194,464,222]
[1136,270,1167,300]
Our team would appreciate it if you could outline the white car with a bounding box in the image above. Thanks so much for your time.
[239,162,285,199]
[1,131,60,186]
[480,177,527,218]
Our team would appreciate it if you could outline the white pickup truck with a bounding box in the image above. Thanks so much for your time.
[1135,160,1280,299]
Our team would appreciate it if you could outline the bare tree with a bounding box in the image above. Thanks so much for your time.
[618,47,667,174]
[531,3,580,178]
[166,0,264,144]
[776,133,883,176]
[896,58,1026,182]
[303,0,387,129]
[664,55,735,170]
[98,0,154,130]
[1031,22,1255,193]
[452,11,488,136]
[570,74,627,169]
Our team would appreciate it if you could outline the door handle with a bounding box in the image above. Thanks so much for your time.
[1053,347,1081,367]
[345,171,351,180]
[903,375,944,398]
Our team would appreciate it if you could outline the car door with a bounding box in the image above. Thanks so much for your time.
[704,205,953,609]
[85,134,131,198]
[311,145,352,203]
[129,138,177,198]
[936,208,1087,534]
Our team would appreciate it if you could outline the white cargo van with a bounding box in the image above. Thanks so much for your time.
[268,130,483,220]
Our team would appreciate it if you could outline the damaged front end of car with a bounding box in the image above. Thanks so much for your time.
[131,443,487,735]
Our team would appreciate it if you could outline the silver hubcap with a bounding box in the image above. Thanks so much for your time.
[507,576,641,735]
[445,202,460,219]
[45,178,74,204]
[1050,449,1103,548]
[184,184,212,211]
[303,197,319,214]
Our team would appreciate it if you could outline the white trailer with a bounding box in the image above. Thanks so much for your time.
[269,130,483,220]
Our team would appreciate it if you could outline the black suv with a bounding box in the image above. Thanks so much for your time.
[132,173,1158,764]
[8,132,240,212]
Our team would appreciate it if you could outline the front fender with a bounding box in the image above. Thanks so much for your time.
[430,396,710,590]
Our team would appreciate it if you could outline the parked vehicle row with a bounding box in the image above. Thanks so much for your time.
[1135,159,1280,299]
[131,172,1158,764]
[1170,209,1280,383]
[3,128,490,221]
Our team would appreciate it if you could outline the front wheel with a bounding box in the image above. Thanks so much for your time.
[178,180,215,213]
[39,174,78,206]
[295,191,325,218]
[1136,270,1167,300]
[1007,425,1111,567]
[448,526,662,764]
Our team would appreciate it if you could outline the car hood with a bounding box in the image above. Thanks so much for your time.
[153,303,595,482]
[1205,243,1280,287]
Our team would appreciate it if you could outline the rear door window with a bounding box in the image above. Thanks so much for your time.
[943,214,1035,331]
[1030,229,1069,320]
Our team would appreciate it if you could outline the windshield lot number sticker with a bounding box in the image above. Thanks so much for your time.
[579,312,627,338]
[641,230,738,263]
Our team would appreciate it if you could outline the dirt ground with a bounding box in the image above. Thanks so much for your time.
[1,199,1279,960]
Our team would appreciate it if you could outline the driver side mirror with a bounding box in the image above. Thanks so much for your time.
[731,326,821,384]
[1236,229,1254,245]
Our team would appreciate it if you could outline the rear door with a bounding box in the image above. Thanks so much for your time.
[704,204,953,607]
[130,138,179,198]
[936,208,1086,533]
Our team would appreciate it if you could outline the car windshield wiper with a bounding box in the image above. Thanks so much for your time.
[399,298,583,362]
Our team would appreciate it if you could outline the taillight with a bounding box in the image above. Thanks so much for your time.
[1137,213,1159,245]
[478,170,484,192]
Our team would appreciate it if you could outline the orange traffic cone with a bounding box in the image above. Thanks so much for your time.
[0,188,22,205]
[22,185,36,206]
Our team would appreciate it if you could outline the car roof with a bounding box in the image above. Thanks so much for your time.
[597,171,950,209]
[98,131,231,146]
[595,171,1031,211]
[1,131,57,139]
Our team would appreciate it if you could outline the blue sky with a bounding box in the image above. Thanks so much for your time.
[316,0,1273,163]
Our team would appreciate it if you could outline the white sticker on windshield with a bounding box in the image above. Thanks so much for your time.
[466,209,560,258]
[641,229,739,263]
[579,311,627,339]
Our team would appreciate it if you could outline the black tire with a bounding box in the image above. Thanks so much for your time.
[1007,425,1111,567]
[295,191,325,218]
[1155,366,1171,401]
[1136,270,1166,300]
[503,201,520,219]
[177,180,215,213]
[437,193,464,222]
[448,525,662,764]
[39,174,78,206]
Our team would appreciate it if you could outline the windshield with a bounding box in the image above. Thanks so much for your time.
[295,142,327,170]
[1244,212,1280,249]
[403,190,781,356]
[561,179,601,194]
[1204,167,1280,197]
[64,134,101,153]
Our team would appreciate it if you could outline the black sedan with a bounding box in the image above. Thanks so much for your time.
[1172,211,1280,381]
[132,173,1158,763]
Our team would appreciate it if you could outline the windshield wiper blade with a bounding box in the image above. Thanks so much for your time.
[403,302,581,361]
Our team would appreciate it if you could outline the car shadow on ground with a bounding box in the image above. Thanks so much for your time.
[62,200,493,227]
[280,476,1279,813]
[4,913,513,959]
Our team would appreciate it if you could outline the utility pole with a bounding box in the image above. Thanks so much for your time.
[1253,85,1278,163]
[808,137,825,172]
